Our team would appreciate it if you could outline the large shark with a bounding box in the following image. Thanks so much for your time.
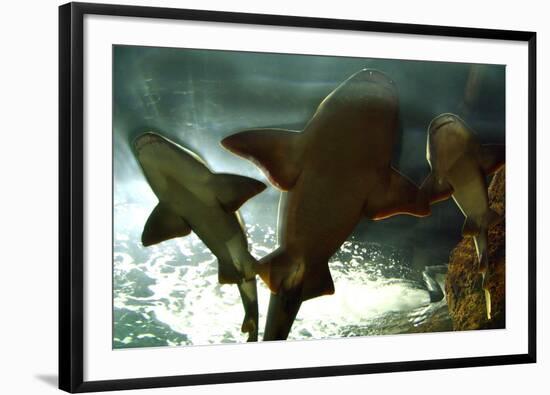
[421,113,505,319]
[133,132,266,341]
[222,69,430,340]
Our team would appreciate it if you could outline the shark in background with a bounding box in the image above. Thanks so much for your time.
[222,68,431,340]
[421,113,505,320]
[133,131,266,341]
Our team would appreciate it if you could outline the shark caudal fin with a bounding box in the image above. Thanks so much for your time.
[210,173,266,212]
[471,228,492,320]
[263,289,302,341]
[479,144,505,175]
[141,203,192,246]
[462,208,500,321]
[221,129,303,191]
[237,278,259,342]
[218,257,259,341]
[367,167,432,220]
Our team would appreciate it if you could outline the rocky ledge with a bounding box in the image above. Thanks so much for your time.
[445,168,505,330]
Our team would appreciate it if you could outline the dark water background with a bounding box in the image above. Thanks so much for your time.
[113,46,505,348]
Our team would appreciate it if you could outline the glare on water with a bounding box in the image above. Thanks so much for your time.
[113,201,450,348]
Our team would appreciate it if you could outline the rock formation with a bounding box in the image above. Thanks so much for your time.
[445,168,505,330]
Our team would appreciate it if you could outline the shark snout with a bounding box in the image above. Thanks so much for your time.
[355,68,396,87]
[346,69,398,101]
[133,132,163,153]
[429,113,460,134]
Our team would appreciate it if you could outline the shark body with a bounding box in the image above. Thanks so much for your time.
[422,113,505,319]
[222,69,430,340]
[134,132,266,341]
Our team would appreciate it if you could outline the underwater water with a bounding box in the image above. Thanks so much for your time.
[114,201,451,348]
[113,46,504,348]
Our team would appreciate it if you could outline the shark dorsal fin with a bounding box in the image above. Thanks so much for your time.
[479,144,505,175]
[221,128,303,191]
[142,203,192,246]
[212,173,266,212]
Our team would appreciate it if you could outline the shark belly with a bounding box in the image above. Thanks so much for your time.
[146,169,254,284]
[446,157,489,224]
[282,163,368,261]
[286,118,391,246]
[182,198,252,282]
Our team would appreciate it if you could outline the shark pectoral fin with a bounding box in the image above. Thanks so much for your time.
[419,172,454,205]
[479,144,505,175]
[368,168,431,220]
[211,173,266,212]
[221,128,302,191]
[141,204,192,246]
[462,217,481,237]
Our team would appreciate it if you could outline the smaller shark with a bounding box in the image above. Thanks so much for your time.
[421,113,505,319]
[133,132,266,341]
[422,265,448,303]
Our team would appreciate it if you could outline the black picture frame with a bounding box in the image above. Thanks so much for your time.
[59,2,537,393]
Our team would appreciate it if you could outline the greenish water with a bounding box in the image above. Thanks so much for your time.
[114,203,451,348]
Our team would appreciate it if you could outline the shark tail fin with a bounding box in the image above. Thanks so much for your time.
[237,278,259,342]
[221,128,303,191]
[256,249,334,301]
[141,203,192,246]
[479,144,505,175]
[211,173,266,212]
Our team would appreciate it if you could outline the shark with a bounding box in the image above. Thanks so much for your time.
[421,113,505,320]
[133,132,266,341]
[222,69,431,340]
[422,265,448,303]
